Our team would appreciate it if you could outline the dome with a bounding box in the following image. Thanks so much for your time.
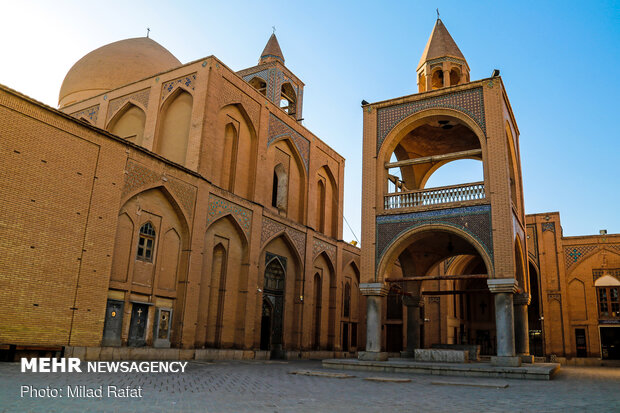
[59,37,181,108]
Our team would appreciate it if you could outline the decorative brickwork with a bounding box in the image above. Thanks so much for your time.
[261,217,306,260]
[376,205,493,269]
[542,222,555,233]
[564,245,598,270]
[547,293,561,302]
[312,238,336,265]
[217,78,261,129]
[122,160,196,219]
[593,268,620,283]
[106,89,151,123]
[527,224,539,264]
[70,105,99,124]
[424,56,467,66]
[161,73,196,103]
[242,68,276,102]
[267,113,309,170]
[376,87,485,153]
[206,194,252,239]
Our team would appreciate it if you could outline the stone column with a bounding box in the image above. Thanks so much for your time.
[487,279,521,367]
[358,283,389,361]
[425,72,432,91]
[514,293,533,363]
[401,295,422,358]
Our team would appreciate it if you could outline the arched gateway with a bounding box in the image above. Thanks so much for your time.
[358,18,530,367]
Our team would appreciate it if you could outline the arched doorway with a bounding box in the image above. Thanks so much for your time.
[262,255,286,359]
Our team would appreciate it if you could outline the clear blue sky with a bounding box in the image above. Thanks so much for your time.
[2,0,619,241]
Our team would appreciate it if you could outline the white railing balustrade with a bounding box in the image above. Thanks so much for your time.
[384,182,485,210]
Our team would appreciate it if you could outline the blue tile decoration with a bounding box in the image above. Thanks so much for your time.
[564,245,598,270]
[206,194,252,238]
[541,222,555,233]
[376,205,493,270]
[376,87,485,154]
[70,105,99,124]
[161,73,197,102]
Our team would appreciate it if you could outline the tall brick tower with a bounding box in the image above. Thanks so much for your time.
[359,18,530,366]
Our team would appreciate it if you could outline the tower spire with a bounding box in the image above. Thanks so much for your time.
[416,18,470,92]
[259,32,284,65]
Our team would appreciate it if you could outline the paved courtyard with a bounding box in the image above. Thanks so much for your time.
[0,360,619,412]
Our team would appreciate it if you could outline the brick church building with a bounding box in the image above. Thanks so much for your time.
[1,20,618,363]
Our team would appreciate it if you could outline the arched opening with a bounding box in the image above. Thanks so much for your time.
[379,226,495,356]
[262,257,286,358]
[249,77,267,96]
[383,114,484,211]
[272,163,288,212]
[316,166,338,238]
[156,90,193,165]
[505,123,521,212]
[197,215,249,349]
[313,272,322,349]
[418,72,426,93]
[449,68,461,86]
[108,103,146,145]
[221,123,238,192]
[210,243,227,347]
[280,82,297,116]
[105,187,189,348]
[431,69,444,89]
[527,261,543,356]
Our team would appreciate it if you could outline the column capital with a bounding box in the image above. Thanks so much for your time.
[487,278,519,294]
[513,293,531,305]
[402,295,423,307]
[359,283,389,296]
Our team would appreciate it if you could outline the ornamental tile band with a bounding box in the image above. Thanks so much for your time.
[261,217,306,260]
[376,205,493,269]
[70,105,99,124]
[542,222,555,232]
[268,113,310,171]
[564,245,598,270]
[206,194,252,238]
[312,238,337,264]
[161,73,197,102]
[376,87,485,153]
[107,89,151,123]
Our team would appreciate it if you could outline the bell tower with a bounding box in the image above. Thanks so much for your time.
[237,33,305,120]
[416,18,470,92]
[358,18,530,367]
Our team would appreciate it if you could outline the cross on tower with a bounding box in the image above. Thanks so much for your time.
[146,28,150,38]
[436,8,440,19]
[272,26,276,34]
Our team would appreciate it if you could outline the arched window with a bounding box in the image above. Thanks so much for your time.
[450,69,460,86]
[249,77,267,96]
[343,282,351,318]
[264,259,285,291]
[431,69,444,89]
[136,222,156,262]
[222,123,238,191]
[271,163,288,212]
[313,273,322,348]
[317,180,326,233]
[280,83,297,116]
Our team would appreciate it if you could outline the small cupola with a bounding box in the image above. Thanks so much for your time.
[259,33,285,65]
[416,18,470,92]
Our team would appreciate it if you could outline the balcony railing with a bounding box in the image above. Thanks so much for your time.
[384,182,485,210]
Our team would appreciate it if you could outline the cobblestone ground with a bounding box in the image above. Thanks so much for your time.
[0,360,619,412]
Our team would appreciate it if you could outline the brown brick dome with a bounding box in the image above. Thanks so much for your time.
[58,37,181,108]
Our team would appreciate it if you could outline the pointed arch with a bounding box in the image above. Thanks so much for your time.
[156,88,193,165]
[120,184,191,232]
[249,76,267,96]
[568,278,587,321]
[316,165,339,238]
[216,103,258,197]
[206,212,249,248]
[107,102,147,145]
[280,82,297,116]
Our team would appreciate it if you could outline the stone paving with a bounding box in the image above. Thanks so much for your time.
[0,360,619,412]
